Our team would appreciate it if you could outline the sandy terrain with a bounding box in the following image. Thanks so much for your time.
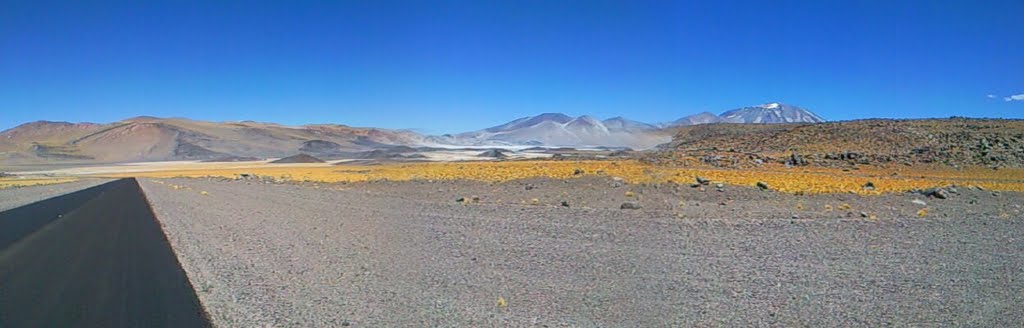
[136,177,1023,327]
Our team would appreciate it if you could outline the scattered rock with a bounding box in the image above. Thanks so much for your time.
[561,201,570,207]
[787,153,808,166]
[756,181,770,191]
[610,177,625,188]
[859,212,869,218]
[911,199,928,206]
[921,188,949,199]
[524,183,536,190]
[456,197,466,203]
[620,202,642,210]
[862,181,875,191]
[695,176,711,185]
[573,168,585,175]
[715,183,724,189]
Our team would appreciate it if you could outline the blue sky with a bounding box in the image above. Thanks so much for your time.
[2,0,1022,133]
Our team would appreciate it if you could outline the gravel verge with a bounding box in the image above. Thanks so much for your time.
[0,178,111,211]
[140,177,1024,327]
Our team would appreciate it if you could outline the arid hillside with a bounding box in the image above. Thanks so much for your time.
[651,118,1024,168]
[0,117,423,164]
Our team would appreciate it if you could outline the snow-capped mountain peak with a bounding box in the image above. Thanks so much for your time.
[719,102,824,123]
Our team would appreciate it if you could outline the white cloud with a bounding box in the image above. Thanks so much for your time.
[986,94,997,99]
[1005,94,1024,102]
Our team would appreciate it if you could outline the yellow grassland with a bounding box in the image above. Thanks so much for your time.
[0,177,78,189]
[94,160,1024,194]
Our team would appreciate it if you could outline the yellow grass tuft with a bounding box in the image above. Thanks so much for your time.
[496,296,507,308]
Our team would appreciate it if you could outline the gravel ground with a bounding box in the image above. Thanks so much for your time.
[139,177,1024,327]
[0,178,111,211]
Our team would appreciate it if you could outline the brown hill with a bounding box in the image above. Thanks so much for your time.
[269,154,326,164]
[0,117,424,164]
[652,118,1024,168]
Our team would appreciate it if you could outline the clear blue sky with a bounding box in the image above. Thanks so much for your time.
[2,0,1022,133]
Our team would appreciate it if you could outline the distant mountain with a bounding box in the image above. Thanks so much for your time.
[0,117,423,165]
[718,102,824,123]
[666,103,824,126]
[429,113,671,149]
[669,112,721,126]
[602,117,659,132]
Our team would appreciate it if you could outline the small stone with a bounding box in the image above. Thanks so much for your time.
[573,168,585,175]
[791,214,800,219]
[862,181,875,190]
[756,181,770,190]
[620,202,642,210]
[715,183,724,189]
[561,201,570,207]
[696,176,710,185]
[524,184,535,190]
[911,199,927,206]
[859,212,869,218]
[456,197,466,203]
[922,188,949,199]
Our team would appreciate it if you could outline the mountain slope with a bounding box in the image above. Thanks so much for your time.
[0,117,424,164]
[656,118,1024,167]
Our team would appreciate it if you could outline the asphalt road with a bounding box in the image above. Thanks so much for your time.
[140,177,1024,327]
[0,178,211,327]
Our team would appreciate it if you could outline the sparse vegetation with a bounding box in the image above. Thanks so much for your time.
[98,160,1024,195]
[0,176,78,189]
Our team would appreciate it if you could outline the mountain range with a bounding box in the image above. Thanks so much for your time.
[431,102,823,148]
[0,103,823,164]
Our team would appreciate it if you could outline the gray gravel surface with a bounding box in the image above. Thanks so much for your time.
[139,177,1024,327]
[0,178,111,211]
